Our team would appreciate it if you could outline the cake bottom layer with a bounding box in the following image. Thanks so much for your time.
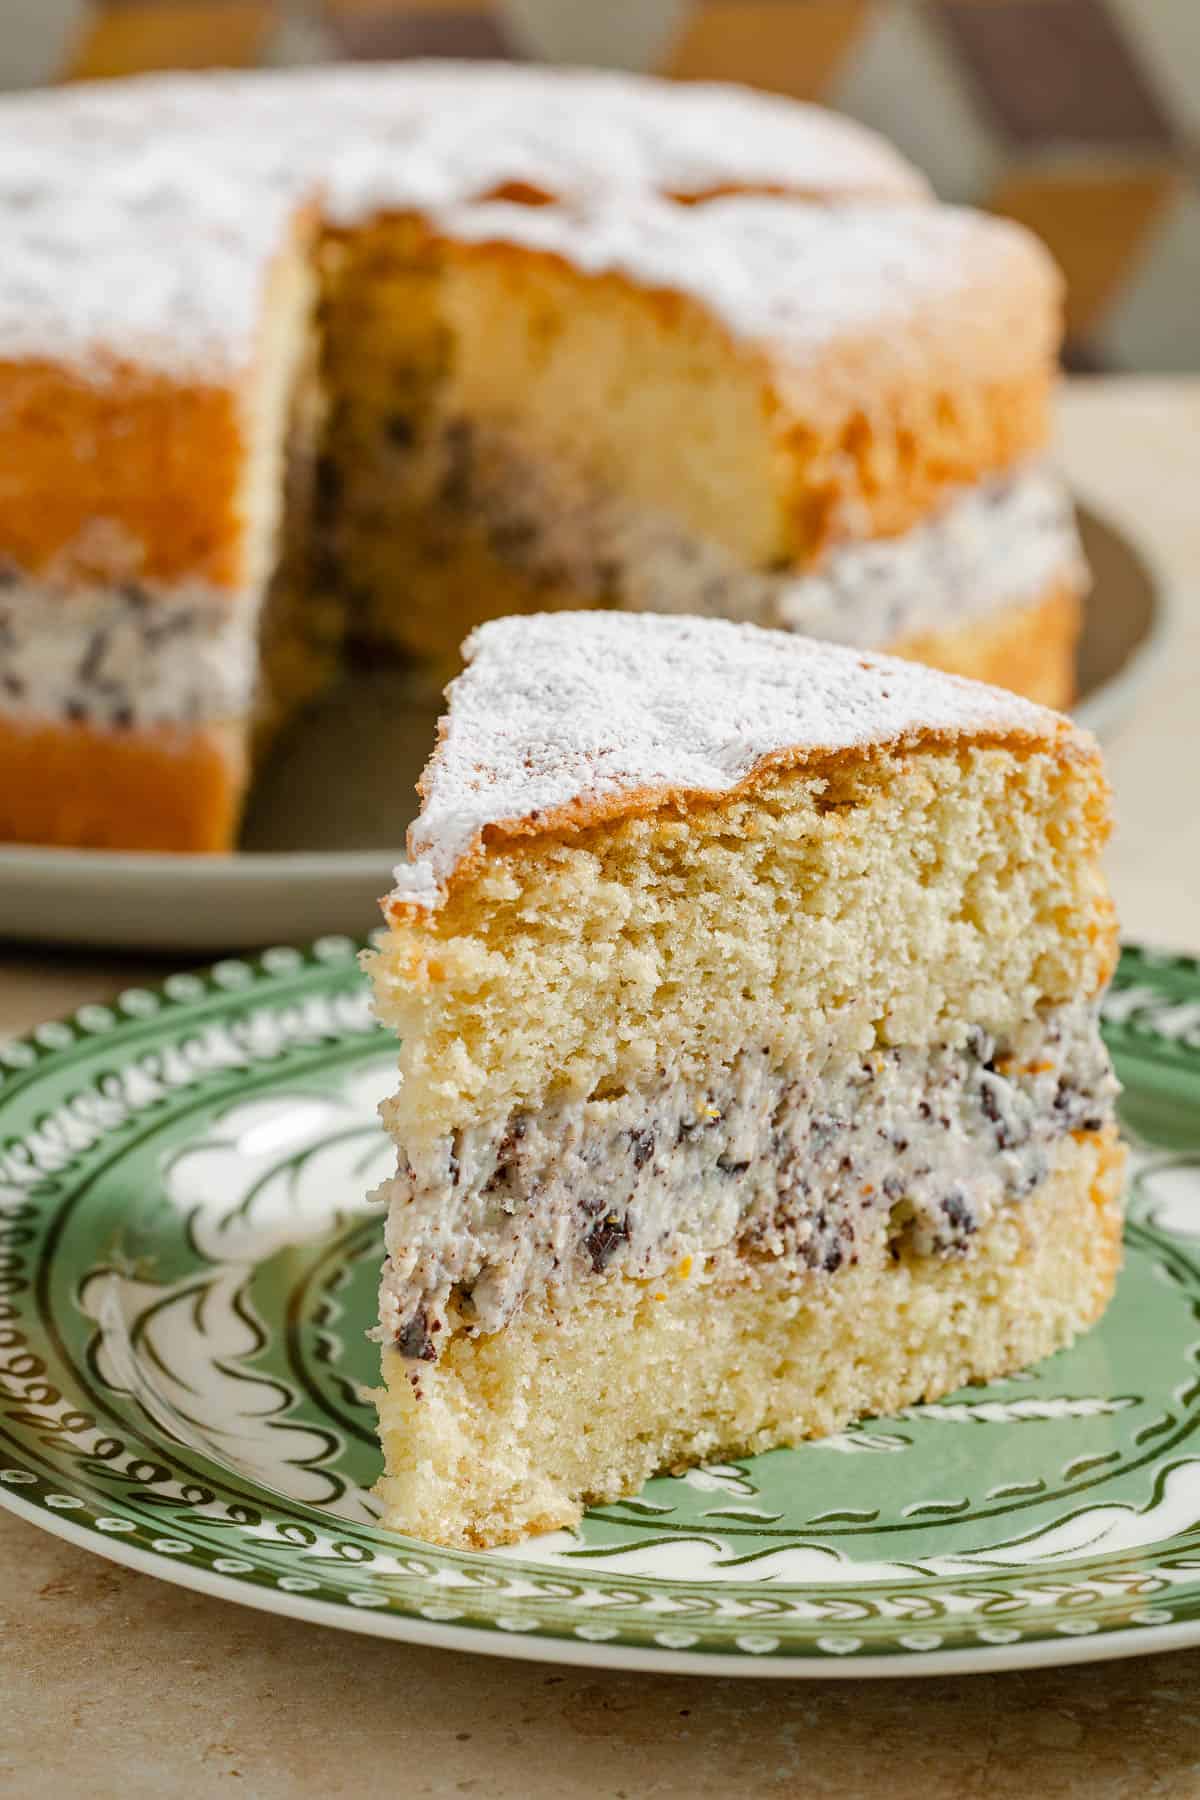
[374,1127,1123,1548]
[0,712,246,853]
[893,579,1081,711]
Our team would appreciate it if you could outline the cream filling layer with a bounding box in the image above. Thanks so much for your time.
[377,1001,1116,1361]
[0,567,257,729]
[428,423,1085,647]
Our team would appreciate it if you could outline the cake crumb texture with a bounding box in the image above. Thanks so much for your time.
[441,197,1059,559]
[370,612,1120,1549]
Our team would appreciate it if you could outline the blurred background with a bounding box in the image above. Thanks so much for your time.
[3,0,1199,374]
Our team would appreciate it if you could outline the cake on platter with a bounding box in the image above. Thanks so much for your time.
[367,611,1123,1549]
[0,64,1085,854]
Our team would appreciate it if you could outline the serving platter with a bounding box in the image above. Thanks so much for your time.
[0,938,1198,1678]
[0,504,1172,951]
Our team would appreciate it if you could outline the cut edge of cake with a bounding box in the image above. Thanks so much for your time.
[435,195,1064,560]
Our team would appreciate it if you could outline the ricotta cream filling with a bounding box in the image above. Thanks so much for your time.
[378,1001,1116,1361]
[0,566,256,729]
[427,422,1084,648]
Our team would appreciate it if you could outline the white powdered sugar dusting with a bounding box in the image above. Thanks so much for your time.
[391,613,1072,910]
[440,194,1058,374]
[0,139,299,380]
[0,64,924,380]
[315,65,928,220]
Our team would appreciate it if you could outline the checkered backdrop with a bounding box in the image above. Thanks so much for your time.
[5,0,1200,371]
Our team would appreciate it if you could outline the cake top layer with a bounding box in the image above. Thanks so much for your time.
[389,612,1079,913]
[441,194,1060,395]
[0,63,925,381]
[0,140,301,383]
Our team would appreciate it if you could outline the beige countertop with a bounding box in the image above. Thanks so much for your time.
[1058,380,1200,956]
[3,377,1200,1798]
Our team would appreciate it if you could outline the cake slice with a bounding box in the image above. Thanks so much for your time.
[368,612,1124,1548]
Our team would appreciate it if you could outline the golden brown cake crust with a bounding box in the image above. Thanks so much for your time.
[0,714,245,852]
[388,717,1103,930]
[774,371,1053,551]
[0,217,315,593]
[0,360,247,589]
[894,578,1083,712]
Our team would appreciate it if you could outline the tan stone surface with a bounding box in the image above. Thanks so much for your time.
[1055,380,1200,955]
[1,1511,1199,1798]
[2,378,1199,1795]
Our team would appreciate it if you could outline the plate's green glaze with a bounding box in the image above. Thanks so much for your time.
[2,939,1199,1677]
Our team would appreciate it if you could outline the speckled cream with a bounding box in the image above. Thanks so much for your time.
[377,1000,1116,1356]
[0,571,256,728]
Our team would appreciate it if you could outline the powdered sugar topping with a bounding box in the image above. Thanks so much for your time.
[0,64,925,380]
[440,194,1058,374]
[391,613,1074,910]
[315,65,928,219]
[0,139,299,380]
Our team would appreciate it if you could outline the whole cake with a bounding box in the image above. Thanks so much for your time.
[368,611,1123,1548]
[0,65,1083,854]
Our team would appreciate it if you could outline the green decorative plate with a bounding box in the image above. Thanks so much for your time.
[2,939,1199,1678]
